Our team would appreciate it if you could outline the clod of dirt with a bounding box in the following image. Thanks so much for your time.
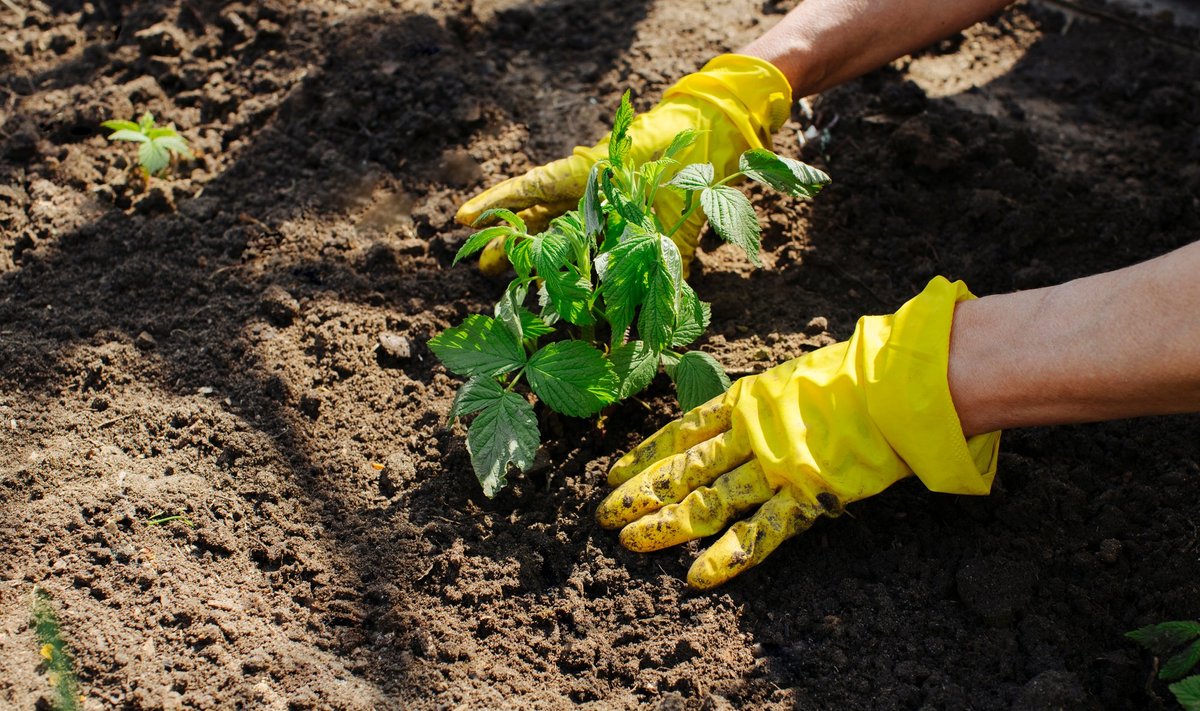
[133,186,176,215]
[955,556,1038,626]
[1097,538,1122,564]
[134,331,157,351]
[260,285,300,325]
[878,79,928,116]
[377,332,411,360]
[135,22,186,57]
[804,316,829,334]
[1012,670,1090,711]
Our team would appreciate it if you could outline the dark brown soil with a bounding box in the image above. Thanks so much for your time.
[2,1,1199,709]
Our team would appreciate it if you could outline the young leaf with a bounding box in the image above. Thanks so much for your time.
[454,225,511,265]
[153,134,192,157]
[531,230,572,275]
[542,268,594,326]
[671,281,711,347]
[138,141,171,176]
[105,129,149,143]
[601,169,647,227]
[609,340,659,398]
[138,111,156,131]
[609,90,634,169]
[582,164,605,240]
[537,282,560,326]
[448,376,505,422]
[428,314,526,377]
[663,128,702,161]
[701,185,762,266]
[526,341,618,418]
[505,236,533,278]
[669,162,715,191]
[474,207,526,233]
[100,119,140,133]
[1127,621,1200,656]
[467,391,540,498]
[660,350,681,379]
[1170,675,1200,711]
[1163,639,1200,681]
[549,209,589,256]
[672,351,731,412]
[739,148,832,198]
[638,159,674,201]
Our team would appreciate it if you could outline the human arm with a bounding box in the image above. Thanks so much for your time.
[949,241,1200,435]
[739,0,1016,96]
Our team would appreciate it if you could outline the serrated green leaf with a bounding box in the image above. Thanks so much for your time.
[609,90,634,169]
[428,314,526,377]
[670,162,715,191]
[475,207,526,233]
[701,185,762,266]
[542,268,594,326]
[505,236,533,278]
[672,351,731,412]
[601,169,646,227]
[638,158,674,201]
[448,376,505,422]
[599,231,657,340]
[1128,621,1200,656]
[138,111,156,131]
[671,281,711,347]
[518,307,554,338]
[663,129,702,161]
[467,391,539,497]
[106,128,149,143]
[531,230,572,275]
[660,350,681,379]
[138,140,171,175]
[638,260,678,352]
[101,119,140,133]
[1163,639,1200,681]
[526,341,617,417]
[1170,675,1200,711]
[550,209,589,256]
[454,225,511,265]
[739,148,831,198]
[582,164,604,240]
[609,340,658,399]
[153,135,192,157]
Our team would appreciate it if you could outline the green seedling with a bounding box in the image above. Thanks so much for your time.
[145,513,195,528]
[32,588,81,711]
[101,111,192,177]
[1127,619,1200,710]
[430,91,831,497]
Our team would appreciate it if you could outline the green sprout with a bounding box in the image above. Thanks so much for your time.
[101,111,192,177]
[32,588,81,711]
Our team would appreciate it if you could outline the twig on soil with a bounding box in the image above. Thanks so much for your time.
[0,0,26,23]
[97,412,136,428]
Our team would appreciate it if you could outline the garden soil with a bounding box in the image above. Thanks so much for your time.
[2,0,1199,709]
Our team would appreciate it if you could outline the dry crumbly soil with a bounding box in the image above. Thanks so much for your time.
[1,0,1199,709]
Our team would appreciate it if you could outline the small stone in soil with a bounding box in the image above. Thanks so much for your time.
[378,332,411,360]
[135,331,157,351]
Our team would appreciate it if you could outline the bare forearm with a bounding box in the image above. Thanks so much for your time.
[739,0,1014,96]
[948,242,1200,436]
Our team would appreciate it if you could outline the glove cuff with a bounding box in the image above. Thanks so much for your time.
[865,277,1002,495]
[663,54,793,149]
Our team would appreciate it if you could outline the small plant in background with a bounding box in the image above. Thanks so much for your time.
[32,588,81,711]
[101,111,192,177]
[1127,620,1200,710]
[430,91,831,497]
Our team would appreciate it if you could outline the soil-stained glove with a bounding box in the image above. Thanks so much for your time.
[597,277,1002,589]
[456,54,793,275]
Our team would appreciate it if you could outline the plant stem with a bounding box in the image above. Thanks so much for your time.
[505,370,524,392]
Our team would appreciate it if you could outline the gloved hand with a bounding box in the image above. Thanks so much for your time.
[456,54,793,275]
[596,277,1002,589]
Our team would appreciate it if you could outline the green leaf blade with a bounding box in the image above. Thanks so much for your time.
[138,140,171,175]
[467,391,540,498]
[672,351,731,412]
[1127,621,1200,656]
[428,314,527,377]
[448,376,505,422]
[671,281,711,348]
[669,162,715,191]
[609,340,658,399]
[738,148,832,198]
[598,231,657,340]
[701,185,762,266]
[106,128,149,143]
[663,129,702,161]
[101,119,141,133]
[1163,639,1200,681]
[475,207,526,233]
[542,268,594,326]
[526,341,618,418]
[609,90,634,169]
[1170,675,1200,711]
[453,226,511,265]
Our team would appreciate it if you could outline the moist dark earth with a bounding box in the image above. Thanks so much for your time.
[1,0,1199,708]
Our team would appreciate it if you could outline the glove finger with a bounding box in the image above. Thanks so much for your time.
[596,428,751,530]
[687,489,825,590]
[618,459,774,552]
[455,154,592,227]
[607,394,733,487]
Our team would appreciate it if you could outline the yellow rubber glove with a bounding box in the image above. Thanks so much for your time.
[597,277,1002,589]
[456,54,793,275]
